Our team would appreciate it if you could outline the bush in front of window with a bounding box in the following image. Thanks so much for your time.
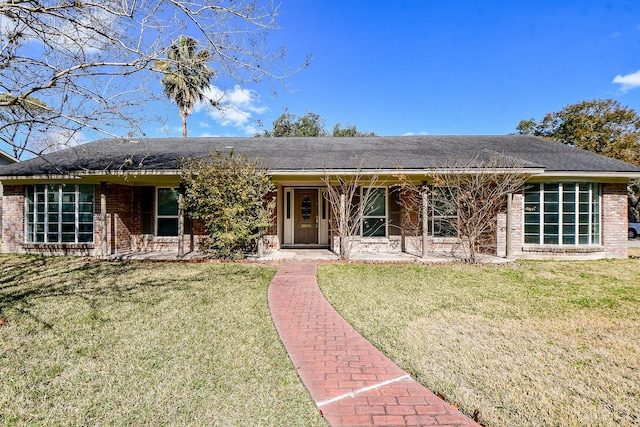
[180,151,275,259]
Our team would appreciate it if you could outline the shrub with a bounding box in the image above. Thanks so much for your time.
[181,151,275,259]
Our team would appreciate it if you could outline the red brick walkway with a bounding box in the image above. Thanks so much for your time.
[268,261,481,427]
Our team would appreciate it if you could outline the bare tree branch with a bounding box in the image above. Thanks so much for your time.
[322,165,383,260]
[398,154,528,263]
[1,0,308,158]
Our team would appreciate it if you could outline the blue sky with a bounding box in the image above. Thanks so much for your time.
[162,0,640,139]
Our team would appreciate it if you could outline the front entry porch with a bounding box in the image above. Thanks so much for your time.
[282,187,330,248]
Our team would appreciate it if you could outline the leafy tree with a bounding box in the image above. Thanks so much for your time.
[517,99,640,221]
[180,152,275,259]
[0,1,307,158]
[155,36,214,138]
[260,109,326,137]
[332,123,376,137]
[260,109,376,138]
[516,99,640,166]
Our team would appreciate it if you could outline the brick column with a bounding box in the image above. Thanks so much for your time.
[1,185,25,254]
[602,183,628,258]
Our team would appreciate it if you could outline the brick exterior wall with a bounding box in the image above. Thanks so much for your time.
[0,180,632,259]
[602,183,628,258]
[2,185,25,254]
[509,192,524,257]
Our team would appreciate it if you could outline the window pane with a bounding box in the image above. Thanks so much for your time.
[562,186,575,203]
[157,218,178,236]
[62,224,75,233]
[78,223,93,233]
[79,185,94,202]
[158,188,179,216]
[363,218,385,237]
[524,235,539,244]
[433,188,457,216]
[524,224,540,234]
[544,183,559,192]
[61,233,75,243]
[78,233,93,243]
[364,188,386,216]
[434,219,457,237]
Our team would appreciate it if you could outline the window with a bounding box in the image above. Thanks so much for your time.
[524,183,600,245]
[362,187,386,237]
[431,187,458,237]
[26,184,94,243]
[157,188,179,236]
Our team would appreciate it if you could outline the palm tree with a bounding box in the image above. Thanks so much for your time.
[155,36,214,138]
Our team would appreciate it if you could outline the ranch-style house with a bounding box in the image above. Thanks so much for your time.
[1,135,639,259]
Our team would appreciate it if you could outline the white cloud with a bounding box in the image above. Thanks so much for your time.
[402,131,429,136]
[196,85,266,135]
[612,70,640,92]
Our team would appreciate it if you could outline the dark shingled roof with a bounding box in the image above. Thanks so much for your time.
[1,135,640,177]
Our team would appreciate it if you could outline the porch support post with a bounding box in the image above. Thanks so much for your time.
[100,182,108,259]
[178,185,185,258]
[421,186,429,259]
[339,193,346,259]
[506,192,512,258]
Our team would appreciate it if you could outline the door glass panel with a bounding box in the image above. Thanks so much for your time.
[301,196,312,220]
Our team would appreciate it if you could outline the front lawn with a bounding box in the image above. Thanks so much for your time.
[0,255,325,426]
[318,258,640,427]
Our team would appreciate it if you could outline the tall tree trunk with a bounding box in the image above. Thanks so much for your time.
[181,110,188,138]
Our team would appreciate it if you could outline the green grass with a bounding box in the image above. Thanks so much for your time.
[318,258,640,427]
[0,255,325,426]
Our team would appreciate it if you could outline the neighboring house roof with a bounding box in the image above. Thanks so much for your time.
[1,135,640,179]
[0,148,18,167]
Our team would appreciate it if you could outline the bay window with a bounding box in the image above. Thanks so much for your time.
[524,183,600,245]
[26,184,94,243]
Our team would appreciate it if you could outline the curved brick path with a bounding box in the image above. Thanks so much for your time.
[268,261,481,427]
